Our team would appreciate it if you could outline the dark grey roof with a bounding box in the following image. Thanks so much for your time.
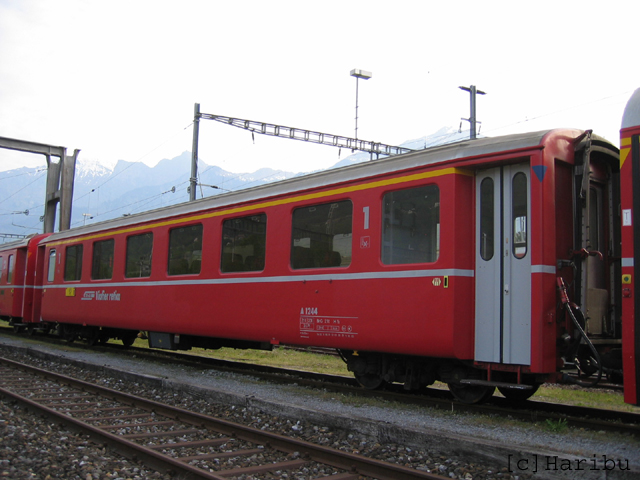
[43,129,579,243]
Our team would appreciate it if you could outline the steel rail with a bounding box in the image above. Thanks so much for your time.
[2,330,638,435]
[0,356,448,480]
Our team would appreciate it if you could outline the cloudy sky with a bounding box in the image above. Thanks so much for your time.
[0,0,638,174]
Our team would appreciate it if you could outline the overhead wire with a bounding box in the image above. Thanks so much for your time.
[4,90,634,230]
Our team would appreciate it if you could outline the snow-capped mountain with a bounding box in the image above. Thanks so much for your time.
[0,127,466,237]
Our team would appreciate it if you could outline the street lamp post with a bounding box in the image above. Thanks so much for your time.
[350,69,372,140]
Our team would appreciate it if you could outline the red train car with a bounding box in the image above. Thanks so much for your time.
[620,88,640,405]
[0,234,50,328]
[30,128,623,403]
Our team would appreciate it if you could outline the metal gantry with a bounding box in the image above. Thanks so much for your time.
[189,106,415,201]
[0,136,79,232]
[200,113,414,157]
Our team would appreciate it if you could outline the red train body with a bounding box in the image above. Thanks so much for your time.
[620,88,640,405]
[0,234,50,324]
[2,99,640,404]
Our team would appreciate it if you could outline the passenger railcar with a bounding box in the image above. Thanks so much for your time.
[0,234,49,327]
[620,88,640,405]
[12,126,625,404]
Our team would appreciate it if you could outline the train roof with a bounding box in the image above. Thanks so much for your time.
[622,88,640,130]
[43,128,614,244]
[0,234,37,251]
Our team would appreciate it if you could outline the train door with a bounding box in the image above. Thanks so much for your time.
[475,162,531,365]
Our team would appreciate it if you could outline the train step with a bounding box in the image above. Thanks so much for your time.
[460,379,534,390]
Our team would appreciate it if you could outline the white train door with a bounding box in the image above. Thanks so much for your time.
[475,163,531,365]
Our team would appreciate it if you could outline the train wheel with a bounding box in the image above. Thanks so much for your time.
[355,373,387,390]
[448,383,495,404]
[497,384,540,402]
[86,328,101,347]
[62,326,77,343]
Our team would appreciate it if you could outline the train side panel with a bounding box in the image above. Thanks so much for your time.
[0,243,27,321]
[39,168,475,359]
[621,88,640,405]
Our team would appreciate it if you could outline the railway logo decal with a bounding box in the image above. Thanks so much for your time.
[81,291,95,301]
[81,290,121,301]
[432,278,442,287]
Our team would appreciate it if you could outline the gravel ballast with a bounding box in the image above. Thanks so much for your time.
[0,335,638,480]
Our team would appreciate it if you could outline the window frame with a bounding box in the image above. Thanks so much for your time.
[290,199,353,270]
[511,172,528,259]
[64,244,84,282]
[125,232,154,278]
[381,183,440,266]
[7,255,14,284]
[221,213,267,273]
[47,249,57,283]
[167,223,203,276]
[91,238,115,280]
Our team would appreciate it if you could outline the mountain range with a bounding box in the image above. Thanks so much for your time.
[0,127,469,238]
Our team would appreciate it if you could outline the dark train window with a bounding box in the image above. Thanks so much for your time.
[381,184,440,265]
[512,173,528,259]
[221,214,267,273]
[291,200,352,269]
[92,239,115,280]
[126,233,153,278]
[47,249,56,282]
[168,224,202,275]
[480,177,494,261]
[64,244,83,281]
[7,255,14,284]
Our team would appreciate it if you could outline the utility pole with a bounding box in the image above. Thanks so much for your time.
[459,85,486,140]
[190,103,201,202]
[350,69,372,140]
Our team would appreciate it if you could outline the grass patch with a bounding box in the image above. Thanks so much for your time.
[141,342,350,377]
[544,418,569,434]
[117,337,639,413]
[533,384,634,413]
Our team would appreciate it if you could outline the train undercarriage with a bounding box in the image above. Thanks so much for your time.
[338,349,548,404]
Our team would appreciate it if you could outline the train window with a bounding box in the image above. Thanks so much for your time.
[0,257,3,283]
[64,244,84,282]
[291,200,352,269]
[92,239,115,280]
[381,184,440,264]
[168,224,202,275]
[7,255,14,284]
[126,233,153,278]
[480,177,494,261]
[512,172,528,259]
[47,249,56,282]
[221,214,267,273]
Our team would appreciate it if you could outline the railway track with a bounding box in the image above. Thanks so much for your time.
[97,342,640,436]
[0,356,447,480]
[2,327,639,437]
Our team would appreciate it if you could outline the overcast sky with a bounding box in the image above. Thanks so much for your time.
[0,0,638,174]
